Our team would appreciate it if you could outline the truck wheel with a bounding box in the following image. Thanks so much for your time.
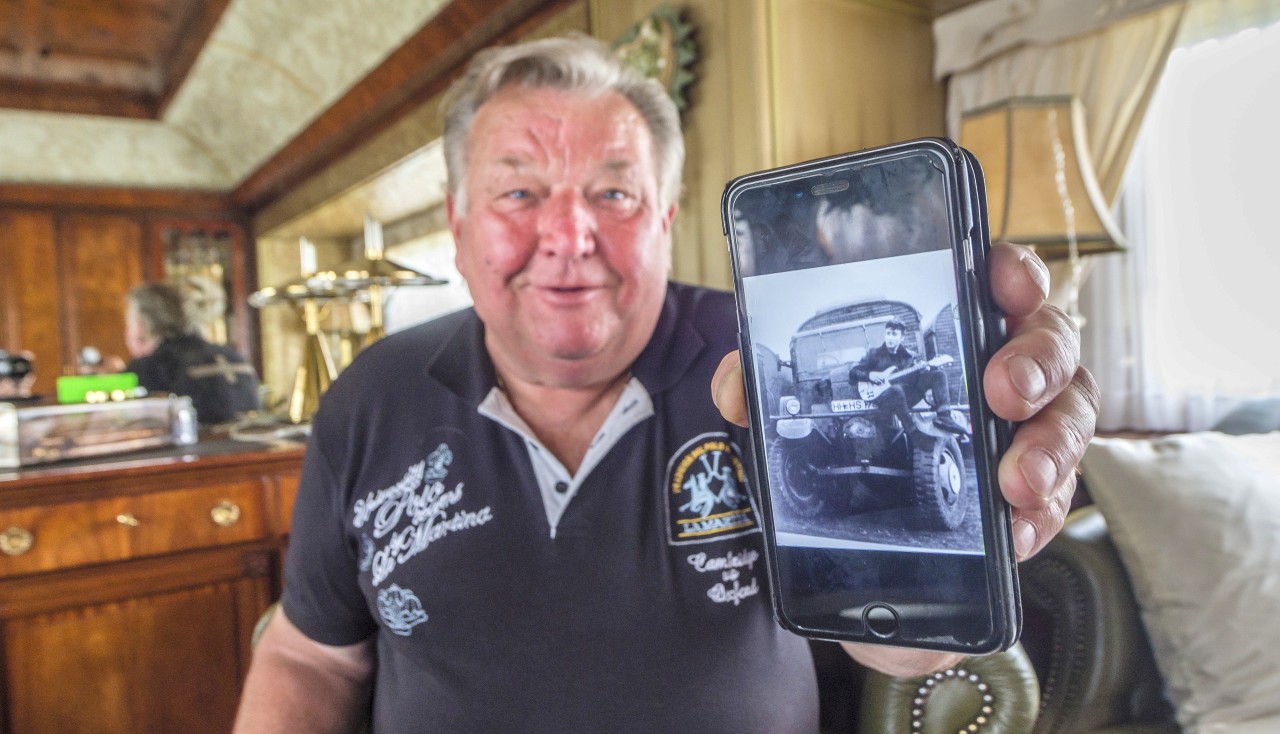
[912,435,967,530]
[769,440,833,518]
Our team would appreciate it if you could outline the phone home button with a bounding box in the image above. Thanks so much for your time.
[864,603,900,639]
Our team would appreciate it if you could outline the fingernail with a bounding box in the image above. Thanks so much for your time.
[1006,354,1046,403]
[1014,519,1037,559]
[1018,448,1058,498]
[1024,254,1051,299]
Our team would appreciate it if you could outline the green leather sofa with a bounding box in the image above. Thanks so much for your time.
[855,505,1180,734]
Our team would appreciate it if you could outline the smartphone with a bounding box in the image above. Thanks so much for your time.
[721,138,1019,654]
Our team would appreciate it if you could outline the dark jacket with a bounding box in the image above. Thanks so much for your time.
[849,343,918,383]
[127,334,261,424]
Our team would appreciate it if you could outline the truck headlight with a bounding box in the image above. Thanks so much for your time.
[784,397,801,416]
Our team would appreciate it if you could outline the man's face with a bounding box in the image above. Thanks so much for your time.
[883,327,904,350]
[448,85,676,388]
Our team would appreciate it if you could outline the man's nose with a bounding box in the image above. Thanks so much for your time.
[537,188,596,259]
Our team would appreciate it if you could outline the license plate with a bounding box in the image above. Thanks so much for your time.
[831,399,871,412]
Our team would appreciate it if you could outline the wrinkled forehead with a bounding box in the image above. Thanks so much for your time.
[466,86,655,171]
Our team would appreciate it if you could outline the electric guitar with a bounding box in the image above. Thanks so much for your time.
[857,355,954,400]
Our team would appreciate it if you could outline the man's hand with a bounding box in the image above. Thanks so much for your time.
[980,242,1100,560]
[711,243,1100,675]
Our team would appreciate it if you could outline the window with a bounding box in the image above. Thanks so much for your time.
[1085,18,1280,431]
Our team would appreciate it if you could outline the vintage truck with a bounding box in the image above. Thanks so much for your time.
[759,298,972,531]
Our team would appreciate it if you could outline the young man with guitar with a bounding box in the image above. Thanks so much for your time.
[848,319,968,436]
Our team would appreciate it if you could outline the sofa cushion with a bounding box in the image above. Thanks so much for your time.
[1213,397,1280,435]
[1082,432,1280,732]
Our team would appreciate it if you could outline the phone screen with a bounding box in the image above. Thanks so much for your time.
[725,143,1012,651]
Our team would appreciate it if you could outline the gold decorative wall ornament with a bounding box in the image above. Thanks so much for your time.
[612,5,698,112]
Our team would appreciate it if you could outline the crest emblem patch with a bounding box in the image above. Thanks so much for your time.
[665,433,759,545]
[377,584,429,636]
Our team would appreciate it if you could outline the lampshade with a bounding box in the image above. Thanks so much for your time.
[959,97,1125,259]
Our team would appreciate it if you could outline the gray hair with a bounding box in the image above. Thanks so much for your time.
[441,34,684,212]
[128,282,193,341]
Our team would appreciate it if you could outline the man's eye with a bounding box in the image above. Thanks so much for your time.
[599,189,638,204]
[504,189,532,200]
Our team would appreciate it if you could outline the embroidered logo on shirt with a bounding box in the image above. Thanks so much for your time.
[358,535,375,572]
[377,584,429,636]
[687,547,762,606]
[665,433,759,545]
[352,443,494,585]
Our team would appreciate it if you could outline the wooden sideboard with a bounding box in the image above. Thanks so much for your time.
[0,438,304,734]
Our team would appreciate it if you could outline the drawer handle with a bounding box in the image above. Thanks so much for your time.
[116,513,140,528]
[0,527,33,556]
[211,501,241,528]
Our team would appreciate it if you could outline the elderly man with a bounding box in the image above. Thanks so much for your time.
[234,35,1097,733]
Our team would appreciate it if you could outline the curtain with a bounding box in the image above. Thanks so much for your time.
[1081,1,1280,432]
[938,2,1186,313]
[941,3,1186,201]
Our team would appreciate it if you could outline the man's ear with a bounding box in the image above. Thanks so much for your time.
[659,202,678,276]
[446,194,461,237]
[446,194,466,275]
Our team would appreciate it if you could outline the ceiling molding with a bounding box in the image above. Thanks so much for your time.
[0,78,155,118]
[231,0,575,213]
[154,0,236,118]
[0,0,233,120]
[0,182,236,212]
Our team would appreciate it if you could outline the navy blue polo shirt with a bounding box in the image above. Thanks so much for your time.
[282,282,818,733]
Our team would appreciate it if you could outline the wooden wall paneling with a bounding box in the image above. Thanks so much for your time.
[239,217,262,372]
[55,213,145,371]
[589,0,945,291]
[770,0,945,166]
[590,0,774,291]
[0,210,63,396]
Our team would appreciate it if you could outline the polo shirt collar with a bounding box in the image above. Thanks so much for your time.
[425,310,497,406]
[630,282,706,395]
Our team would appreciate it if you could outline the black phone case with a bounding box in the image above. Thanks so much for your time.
[721,138,1021,654]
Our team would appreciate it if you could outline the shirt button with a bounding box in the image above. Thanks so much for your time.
[555,481,570,494]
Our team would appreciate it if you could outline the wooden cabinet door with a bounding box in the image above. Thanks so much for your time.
[57,213,144,371]
[0,545,274,734]
[0,211,62,396]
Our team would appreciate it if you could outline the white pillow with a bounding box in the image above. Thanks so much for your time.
[1081,432,1280,733]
